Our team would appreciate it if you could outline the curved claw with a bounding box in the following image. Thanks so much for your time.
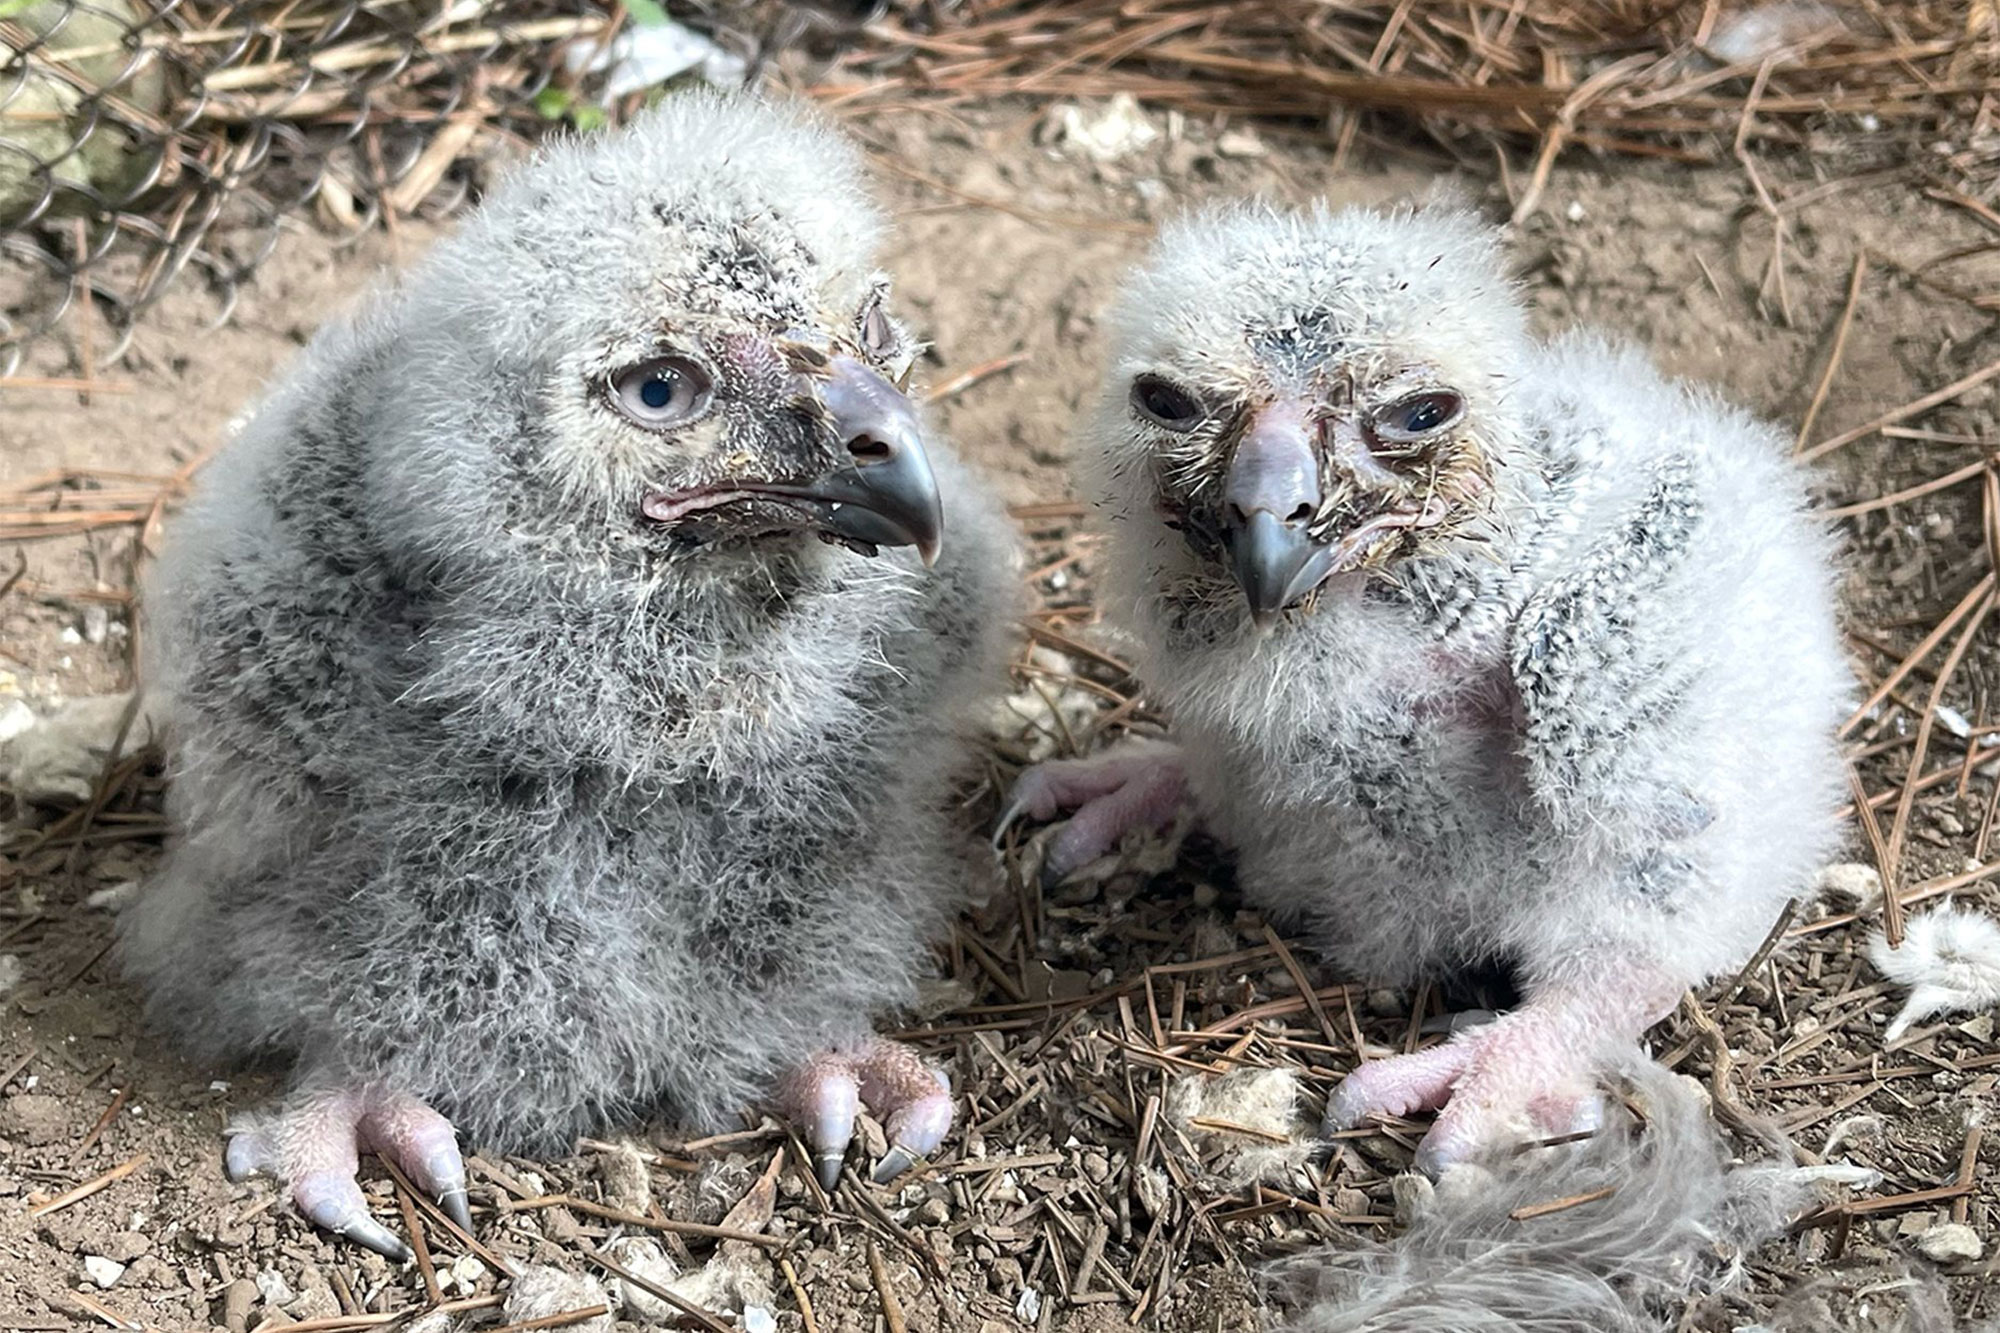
[295,1170,411,1263]
[871,1144,920,1185]
[872,1068,952,1184]
[779,1057,860,1195]
[220,1086,467,1260]
[337,1212,414,1263]
[362,1100,471,1234]
[438,1183,473,1232]
[991,794,1033,850]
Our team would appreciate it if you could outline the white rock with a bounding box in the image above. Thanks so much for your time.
[81,606,110,646]
[1057,93,1158,163]
[1916,1221,1983,1262]
[743,1306,776,1333]
[448,1254,488,1294]
[1816,862,1883,908]
[1015,1287,1042,1322]
[1565,200,1587,222]
[0,698,33,745]
[255,1269,296,1306]
[85,881,141,912]
[0,955,22,996]
[1215,128,1266,158]
[81,1256,125,1289]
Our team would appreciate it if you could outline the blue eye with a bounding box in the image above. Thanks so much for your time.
[1370,390,1464,453]
[610,356,714,428]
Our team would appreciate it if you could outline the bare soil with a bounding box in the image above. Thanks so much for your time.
[4,98,1999,1332]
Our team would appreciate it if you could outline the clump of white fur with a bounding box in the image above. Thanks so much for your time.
[1267,1063,1842,1332]
[1870,906,2000,1043]
[1166,1065,1314,1186]
[503,1267,613,1333]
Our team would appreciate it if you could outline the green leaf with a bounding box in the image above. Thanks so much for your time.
[532,86,573,121]
[623,0,672,28]
[571,104,609,133]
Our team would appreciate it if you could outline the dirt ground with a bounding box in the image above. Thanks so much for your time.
[5,95,2000,1332]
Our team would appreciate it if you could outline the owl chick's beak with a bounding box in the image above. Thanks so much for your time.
[642,356,943,565]
[761,355,943,566]
[1221,401,1332,629]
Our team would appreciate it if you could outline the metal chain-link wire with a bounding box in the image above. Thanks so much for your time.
[0,0,635,375]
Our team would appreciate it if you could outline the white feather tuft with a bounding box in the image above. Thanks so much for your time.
[1869,905,2000,1043]
[1266,1061,1843,1333]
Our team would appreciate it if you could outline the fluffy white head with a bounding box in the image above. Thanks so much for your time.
[341,90,930,579]
[1083,202,1537,629]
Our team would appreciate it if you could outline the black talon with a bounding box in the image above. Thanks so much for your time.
[814,1151,844,1195]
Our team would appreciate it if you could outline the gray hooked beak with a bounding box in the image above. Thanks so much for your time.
[757,355,942,566]
[1221,401,1332,628]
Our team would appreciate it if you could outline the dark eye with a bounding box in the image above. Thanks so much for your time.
[609,357,714,428]
[860,297,897,359]
[1370,391,1465,448]
[1131,375,1204,431]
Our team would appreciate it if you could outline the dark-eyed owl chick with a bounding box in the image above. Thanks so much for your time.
[120,92,1018,1258]
[1002,203,1845,1174]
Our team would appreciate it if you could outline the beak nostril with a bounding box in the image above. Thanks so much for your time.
[1285,503,1313,525]
[847,435,893,464]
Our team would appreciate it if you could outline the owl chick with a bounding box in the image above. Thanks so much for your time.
[1002,203,1845,1174]
[120,93,1017,1258]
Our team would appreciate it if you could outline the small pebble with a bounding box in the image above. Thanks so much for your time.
[254,1270,296,1306]
[1916,1222,1984,1263]
[81,1256,126,1289]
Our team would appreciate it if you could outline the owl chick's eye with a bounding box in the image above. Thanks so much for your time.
[609,357,715,429]
[1131,375,1204,432]
[1368,390,1465,453]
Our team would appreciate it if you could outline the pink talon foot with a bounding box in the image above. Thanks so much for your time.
[1326,1014,1604,1178]
[779,1039,953,1191]
[995,739,1188,885]
[225,1085,471,1260]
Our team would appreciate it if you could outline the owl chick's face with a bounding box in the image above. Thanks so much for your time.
[395,93,941,570]
[1095,203,1529,626]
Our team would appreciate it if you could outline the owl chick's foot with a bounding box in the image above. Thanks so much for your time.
[994,738,1188,885]
[224,1085,471,1261]
[1325,1010,1610,1178]
[779,1039,952,1192]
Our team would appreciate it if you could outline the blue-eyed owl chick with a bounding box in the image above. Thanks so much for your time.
[120,92,1018,1259]
[1002,203,1845,1174]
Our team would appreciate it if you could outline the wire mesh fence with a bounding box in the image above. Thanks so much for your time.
[8,1,1999,379]
[0,0,628,375]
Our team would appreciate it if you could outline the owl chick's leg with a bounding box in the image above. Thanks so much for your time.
[225,1085,471,1261]
[779,1039,952,1192]
[1326,968,1678,1176]
[994,738,1188,884]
